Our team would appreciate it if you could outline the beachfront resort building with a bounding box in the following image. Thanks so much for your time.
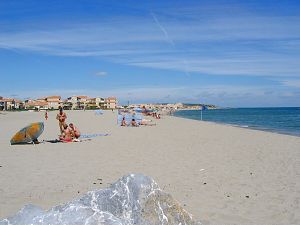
[0,95,118,111]
[98,97,106,109]
[25,99,48,110]
[77,96,88,109]
[85,97,105,109]
[66,96,117,109]
[66,96,89,109]
[44,96,61,109]
[0,98,23,110]
[105,97,117,109]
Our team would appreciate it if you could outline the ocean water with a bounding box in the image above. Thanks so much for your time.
[174,107,300,136]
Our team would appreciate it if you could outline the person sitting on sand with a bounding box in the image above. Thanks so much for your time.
[121,117,127,126]
[59,124,72,142]
[131,118,139,127]
[69,123,81,139]
[56,107,67,134]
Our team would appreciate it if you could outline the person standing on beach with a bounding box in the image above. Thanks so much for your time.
[45,110,48,120]
[56,107,67,134]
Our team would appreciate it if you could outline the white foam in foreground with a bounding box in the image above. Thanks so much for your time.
[0,174,200,225]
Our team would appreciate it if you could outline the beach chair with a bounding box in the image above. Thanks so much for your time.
[125,114,133,124]
[133,113,143,124]
[117,114,124,125]
[95,110,103,115]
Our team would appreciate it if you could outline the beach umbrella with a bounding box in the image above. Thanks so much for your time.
[10,122,44,145]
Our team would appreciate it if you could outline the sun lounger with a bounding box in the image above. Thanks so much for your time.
[95,110,103,115]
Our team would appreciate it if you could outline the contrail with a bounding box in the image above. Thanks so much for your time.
[150,11,191,77]
[150,12,175,46]
[184,59,191,77]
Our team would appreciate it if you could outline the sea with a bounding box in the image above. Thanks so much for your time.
[174,107,300,136]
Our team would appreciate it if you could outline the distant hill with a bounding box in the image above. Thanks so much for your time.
[182,103,219,109]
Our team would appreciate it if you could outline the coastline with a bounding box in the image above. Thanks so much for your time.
[174,114,300,137]
[1,111,300,224]
[173,107,300,137]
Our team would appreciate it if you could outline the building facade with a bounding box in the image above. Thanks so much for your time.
[105,97,117,109]
[0,98,23,110]
[45,96,61,109]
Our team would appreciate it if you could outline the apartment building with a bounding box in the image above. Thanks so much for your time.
[105,97,117,109]
[0,98,23,110]
[45,96,61,109]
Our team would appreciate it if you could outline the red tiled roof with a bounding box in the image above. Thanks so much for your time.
[77,96,88,99]
[107,97,116,100]
[0,98,21,102]
[46,96,61,99]
[47,99,61,102]
[26,100,48,107]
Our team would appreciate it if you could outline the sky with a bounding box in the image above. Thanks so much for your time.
[0,0,300,107]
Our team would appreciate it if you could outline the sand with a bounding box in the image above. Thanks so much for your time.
[0,110,299,225]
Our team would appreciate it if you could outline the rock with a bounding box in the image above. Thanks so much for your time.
[0,174,201,225]
[0,204,44,225]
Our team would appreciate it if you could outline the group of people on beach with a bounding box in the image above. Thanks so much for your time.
[119,107,158,127]
[121,117,140,127]
[56,107,81,142]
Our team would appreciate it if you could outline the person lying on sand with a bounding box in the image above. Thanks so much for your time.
[139,119,156,126]
[69,123,81,139]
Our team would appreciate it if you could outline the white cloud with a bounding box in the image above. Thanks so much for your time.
[0,9,300,78]
[95,71,108,77]
[280,79,300,88]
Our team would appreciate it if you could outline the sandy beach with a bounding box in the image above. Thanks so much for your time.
[0,110,299,225]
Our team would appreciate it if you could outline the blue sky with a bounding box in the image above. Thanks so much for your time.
[0,0,300,107]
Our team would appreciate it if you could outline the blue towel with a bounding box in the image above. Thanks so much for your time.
[79,133,110,139]
[95,110,104,115]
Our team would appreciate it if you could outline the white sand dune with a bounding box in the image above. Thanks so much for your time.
[0,110,299,225]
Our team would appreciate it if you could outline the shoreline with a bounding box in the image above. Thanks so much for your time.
[173,114,300,138]
[173,108,300,137]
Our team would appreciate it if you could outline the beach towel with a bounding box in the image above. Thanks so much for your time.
[79,133,110,139]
